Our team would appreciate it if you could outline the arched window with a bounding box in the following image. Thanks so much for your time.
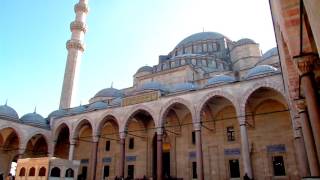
[39,167,46,176]
[19,167,26,176]
[65,168,74,177]
[28,167,35,176]
[50,167,60,177]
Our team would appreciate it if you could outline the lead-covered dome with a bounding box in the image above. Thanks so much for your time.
[69,105,87,115]
[0,104,19,121]
[170,82,197,93]
[235,38,256,46]
[94,88,123,98]
[176,32,226,48]
[206,75,235,86]
[246,65,278,79]
[21,112,48,128]
[87,101,108,111]
[262,47,278,60]
[48,109,67,119]
[136,66,153,74]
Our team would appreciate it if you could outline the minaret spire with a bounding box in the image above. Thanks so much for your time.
[59,0,89,109]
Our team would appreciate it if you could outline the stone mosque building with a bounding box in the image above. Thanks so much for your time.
[1,0,319,180]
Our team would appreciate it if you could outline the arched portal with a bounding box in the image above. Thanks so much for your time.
[199,95,239,179]
[24,134,48,158]
[244,87,295,178]
[124,109,155,179]
[161,102,193,179]
[54,123,70,159]
[96,115,119,180]
[0,128,20,178]
[73,120,93,180]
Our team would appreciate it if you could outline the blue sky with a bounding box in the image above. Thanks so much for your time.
[0,0,276,117]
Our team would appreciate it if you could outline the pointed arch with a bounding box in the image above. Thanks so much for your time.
[196,90,238,122]
[159,97,195,127]
[122,104,157,132]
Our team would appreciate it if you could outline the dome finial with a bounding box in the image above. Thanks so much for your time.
[5,99,8,106]
[111,82,113,88]
[34,106,37,113]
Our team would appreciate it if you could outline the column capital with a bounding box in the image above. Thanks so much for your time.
[293,53,317,75]
[294,128,303,138]
[294,99,307,113]
[156,127,164,135]
[193,122,201,131]
[70,138,76,145]
[120,131,126,139]
[239,116,246,126]
[92,135,100,143]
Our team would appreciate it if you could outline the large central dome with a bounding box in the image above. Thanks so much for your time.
[175,32,226,48]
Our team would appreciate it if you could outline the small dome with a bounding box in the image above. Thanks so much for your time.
[170,82,197,93]
[246,65,278,79]
[21,112,48,128]
[88,101,108,111]
[136,66,153,74]
[207,75,235,86]
[262,47,278,60]
[94,88,123,98]
[176,32,226,48]
[137,81,166,92]
[69,105,86,115]
[0,104,19,121]
[109,97,122,107]
[236,38,256,46]
[48,109,67,119]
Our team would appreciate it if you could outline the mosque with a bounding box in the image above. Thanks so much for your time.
[1,0,320,180]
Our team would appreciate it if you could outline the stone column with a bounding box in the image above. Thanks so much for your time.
[295,54,320,162]
[89,135,99,180]
[119,132,126,178]
[296,99,320,176]
[157,127,163,180]
[49,141,56,157]
[293,127,310,177]
[239,117,253,179]
[68,139,76,160]
[194,123,204,180]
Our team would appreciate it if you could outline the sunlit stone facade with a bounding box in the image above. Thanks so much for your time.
[2,0,319,179]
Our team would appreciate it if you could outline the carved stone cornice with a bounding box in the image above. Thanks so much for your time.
[293,53,318,75]
[294,99,306,113]
[70,21,87,33]
[74,2,89,13]
[66,39,85,52]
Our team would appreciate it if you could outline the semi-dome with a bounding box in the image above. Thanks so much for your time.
[21,112,48,128]
[136,66,153,74]
[170,82,197,93]
[87,101,108,111]
[94,87,123,98]
[207,75,235,86]
[246,65,278,79]
[176,32,226,48]
[235,38,256,46]
[109,97,122,107]
[48,109,67,119]
[69,105,86,115]
[137,81,166,92]
[262,47,278,60]
[0,104,19,121]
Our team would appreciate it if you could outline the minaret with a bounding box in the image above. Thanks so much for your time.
[59,0,89,109]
